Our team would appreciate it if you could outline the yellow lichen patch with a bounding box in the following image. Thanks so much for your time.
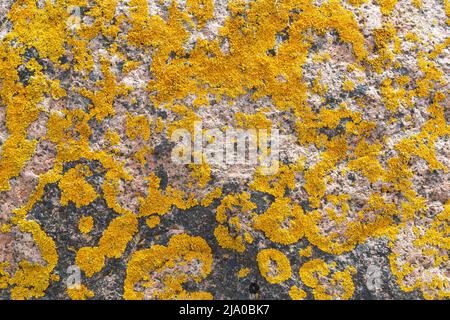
[299,259,355,300]
[299,246,313,258]
[0,135,37,192]
[200,187,222,207]
[342,79,356,92]
[214,193,256,252]
[0,224,11,234]
[134,145,152,166]
[145,216,161,229]
[235,111,273,130]
[79,216,94,234]
[7,0,68,63]
[139,173,197,217]
[8,220,58,300]
[0,263,10,289]
[0,0,448,300]
[250,163,299,198]
[368,22,398,73]
[59,165,98,208]
[389,201,450,300]
[189,159,212,189]
[304,193,398,255]
[238,268,251,278]
[0,45,44,192]
[377,0,398,15]
[76,213,138,277]
[446,0,450,25]
[256,249,292,284]
[303,148,343,209]
[253,197,305,245]
[289,285,307,300]
[124,234,213,300]
[125,113,151,141]
[379,78,409,111]
[67,285,95,300]
[79,58,129,121]
[75,247,105,278]
[429,37,450,59]
[105,130,120,146]
[186,0,214,29]
[348,140,383,183]
[412,0,422,8]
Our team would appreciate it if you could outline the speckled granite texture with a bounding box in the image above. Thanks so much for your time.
[0,0,449,300]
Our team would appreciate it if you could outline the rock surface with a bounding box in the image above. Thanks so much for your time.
[0,0,448,300]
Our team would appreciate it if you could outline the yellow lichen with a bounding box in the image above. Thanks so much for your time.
[79,216,94,234]
[59,165,98,208]
[145,216,161,229]
[76,213,138,277]
[253,197,305,245]
[238,268,251,278]
[289,285,307,300]
[256,249,292,284]
[67,285,95,300]
[124,234,213,300]
[299,259,355,300]
[0,0,447,300]
[214,193,256,252]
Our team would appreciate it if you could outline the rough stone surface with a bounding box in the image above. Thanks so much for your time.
[0,0,448,300]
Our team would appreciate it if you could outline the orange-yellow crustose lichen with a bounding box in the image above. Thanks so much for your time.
[0,0,448,300]
[253,197,305,245]
[59,165,98,208]
[299,246,313,258]
[238,268,251,278]
[0,263,10,289]
[189,159,212,189]
[124,234,213,300]
[79,57,130,122]
[289,285,307,300]
[214,193,257,253]
[303,193,398,255]
[67,285,95,300]
[200,187,223,207]
[8,220,58,300]
[125,113,151,141]
[250,163,298,198]
[256,249,292,284]
[186,0,215,29]
[79,216,94,234]
[299,259,355,300]
[446,0,450,25]
[138,173,198,217]
[145,215,161,229]
[76,213,138,277]
[377,0,398,15]
[389,201,450,300]
[342,79,356,92]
